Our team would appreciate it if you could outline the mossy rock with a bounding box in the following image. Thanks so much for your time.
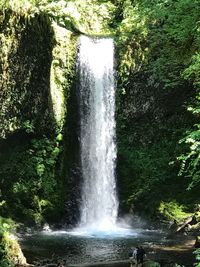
[0,232,27,266]
[143,260,161,267]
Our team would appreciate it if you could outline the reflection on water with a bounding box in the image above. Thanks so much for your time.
[20,228,167,264]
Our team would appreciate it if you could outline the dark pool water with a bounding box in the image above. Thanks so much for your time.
[20,228,168,264]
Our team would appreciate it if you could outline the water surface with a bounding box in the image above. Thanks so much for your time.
[21,228,167,264]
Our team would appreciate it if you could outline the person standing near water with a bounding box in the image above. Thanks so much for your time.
[129,247,138,267]
[136,246,146,266]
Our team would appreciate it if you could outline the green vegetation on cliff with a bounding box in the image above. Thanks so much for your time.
[0,0,117,228]
[115,0,200,219]
[0,134,65,224]
[0,3,77,226]
[0,217,26,267]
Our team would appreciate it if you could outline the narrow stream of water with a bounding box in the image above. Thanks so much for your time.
[78,36,118,231]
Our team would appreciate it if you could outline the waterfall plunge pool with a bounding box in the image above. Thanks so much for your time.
[20,227,169,264]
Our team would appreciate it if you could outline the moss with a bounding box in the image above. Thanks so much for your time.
[64,0,116,35]
[158,201,193,222]
[0,10,55,138]
[50,22,78,132]
[0,9,78,225]
[1,0,117,35]
[0,232,26,267]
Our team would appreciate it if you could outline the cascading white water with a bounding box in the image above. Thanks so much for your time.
[78,35,119,231]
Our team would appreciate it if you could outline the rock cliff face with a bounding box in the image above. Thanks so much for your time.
[0,11,77,138]
[116,72,194,214]
[115,38,196,217]
[0,2,115,226]
[0,10,78,225]
[0,11,55,138]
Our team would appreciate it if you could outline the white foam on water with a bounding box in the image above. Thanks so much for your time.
[41,226,140,239]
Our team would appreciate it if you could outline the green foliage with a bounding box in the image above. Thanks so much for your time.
[0,0,117,35]
[22,120,35,134]
[117,130,187,215]
[194,249,200,267]
[116,0,200,91]
[0,134,63,225]
[177,52,200,190]
[116,0,200,217]
[0,217,16,235]
[0,217,17,267]
[0,231,25,267]
[144,1,200,131]
[159,201,192,222]
[184,53,200,88]
[178,126,200,189]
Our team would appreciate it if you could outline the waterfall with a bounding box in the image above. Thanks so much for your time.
[77,35,119,231]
